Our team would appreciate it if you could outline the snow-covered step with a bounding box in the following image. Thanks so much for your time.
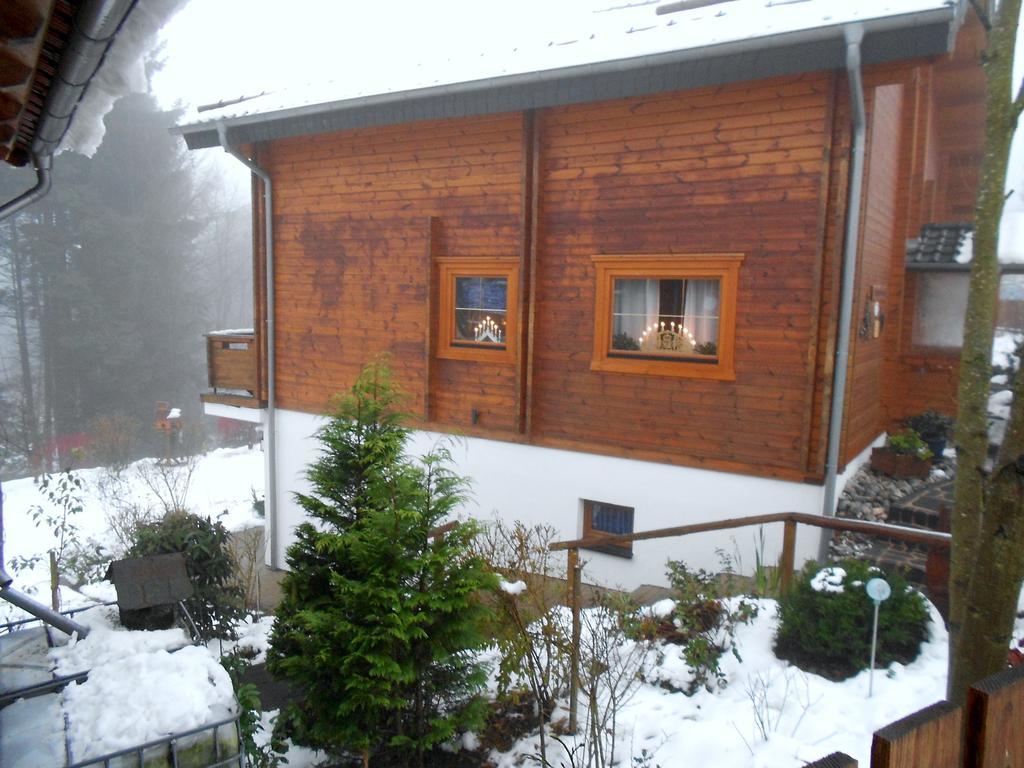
[0,626,54,694]
[0,693,66,767]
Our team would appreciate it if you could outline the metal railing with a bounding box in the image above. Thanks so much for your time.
[66,712,242,768]
[0,599,115,636]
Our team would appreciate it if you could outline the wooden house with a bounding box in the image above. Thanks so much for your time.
[176,0,985,588]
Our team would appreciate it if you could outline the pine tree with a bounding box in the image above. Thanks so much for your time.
[267,361,494,766]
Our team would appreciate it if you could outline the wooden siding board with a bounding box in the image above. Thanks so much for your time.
[529,75,831,474]
[266,113,524,422]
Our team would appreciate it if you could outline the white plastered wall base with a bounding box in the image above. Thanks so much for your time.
[268,408,879,591]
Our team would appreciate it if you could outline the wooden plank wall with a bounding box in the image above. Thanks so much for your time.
[247,19,985,483]
[531,74,833,480]
[886,13,987,425]
[840,83,905,462]
[263,113,525,423]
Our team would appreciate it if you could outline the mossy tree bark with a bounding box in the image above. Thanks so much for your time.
[949,0,1024,702]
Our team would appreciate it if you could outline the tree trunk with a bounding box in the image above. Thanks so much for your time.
[9,221,40,465]
[949,0,1024,702]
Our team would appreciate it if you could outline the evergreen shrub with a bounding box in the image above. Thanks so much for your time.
[128,511,244,640]
[774,559,930,680]
[267,361,495,767]
[649,561,757,694]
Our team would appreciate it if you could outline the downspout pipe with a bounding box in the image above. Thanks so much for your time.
[0,586,90,638]
[216,123,279,570]
[0,155,52,222]
[821,25,867,525]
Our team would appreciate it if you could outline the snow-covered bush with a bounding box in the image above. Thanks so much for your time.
[476,520,571,762]
[640,561,757,694]
[773,559,929,680]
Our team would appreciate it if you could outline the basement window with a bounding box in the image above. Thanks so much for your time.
[582,500,635,558]
[436,258,519,362]
[591,254,743,379]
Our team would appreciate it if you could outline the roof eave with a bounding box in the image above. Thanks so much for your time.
[174,4,963,150]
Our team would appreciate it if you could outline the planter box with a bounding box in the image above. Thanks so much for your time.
[870,448,932,479]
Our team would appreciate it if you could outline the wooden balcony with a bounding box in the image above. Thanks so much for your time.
[201,330,265,408]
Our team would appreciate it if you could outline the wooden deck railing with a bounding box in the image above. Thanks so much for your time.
[203,330,263,407]
[550,510,952,733]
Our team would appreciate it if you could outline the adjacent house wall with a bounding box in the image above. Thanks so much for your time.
[887,16,987,425]
[236,19,985,576]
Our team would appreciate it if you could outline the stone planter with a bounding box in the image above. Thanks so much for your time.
[870,447,932,479]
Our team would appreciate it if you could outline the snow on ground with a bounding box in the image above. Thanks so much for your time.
[47,607,237,763]
[1,446,264,623]
[481,598,949,768]
[223,595,966,768]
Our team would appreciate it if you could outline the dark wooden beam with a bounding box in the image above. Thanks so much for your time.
[0,0,46,43]
[0,93,23,121]
[0,50,32,87]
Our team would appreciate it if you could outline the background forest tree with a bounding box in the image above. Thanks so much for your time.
[0,90,251,475]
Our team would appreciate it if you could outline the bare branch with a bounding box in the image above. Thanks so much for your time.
[970,0,993,31]
[1014,79,1024,120]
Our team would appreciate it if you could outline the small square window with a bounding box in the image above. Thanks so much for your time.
[437,258,519,362]
[582,499,634,558]
[592,254,743,379]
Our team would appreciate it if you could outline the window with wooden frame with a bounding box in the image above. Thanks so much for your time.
[436,257,520,362]
[582,499,634,558]
[591,254,743,379]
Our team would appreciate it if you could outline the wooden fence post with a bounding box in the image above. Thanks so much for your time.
[963,663,1024,768]
[49,550,59,611]
[803,754,858,767]
[779,519,797,593]
[871,700,962,767]
[567,547,581,734]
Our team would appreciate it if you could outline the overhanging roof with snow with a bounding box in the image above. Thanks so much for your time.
[174,0,967,151]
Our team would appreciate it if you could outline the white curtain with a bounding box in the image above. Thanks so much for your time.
[613,279,659,342]
[684,280,719,345]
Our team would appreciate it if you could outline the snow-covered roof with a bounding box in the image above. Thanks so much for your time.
[175,0,965,150]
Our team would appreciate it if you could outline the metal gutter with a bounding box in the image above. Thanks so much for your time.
[1,0,138,215]
[0,155,51,222]
[216,124,279,571]
[31,0,138,157]
[174,5,960,150]
[821,25,868,526]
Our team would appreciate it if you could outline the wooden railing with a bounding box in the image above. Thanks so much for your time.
[203,330,263,407]
[551,512,1023,766]
[551,510,952,733]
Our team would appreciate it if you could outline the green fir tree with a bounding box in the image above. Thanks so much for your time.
[267,361,495,767]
